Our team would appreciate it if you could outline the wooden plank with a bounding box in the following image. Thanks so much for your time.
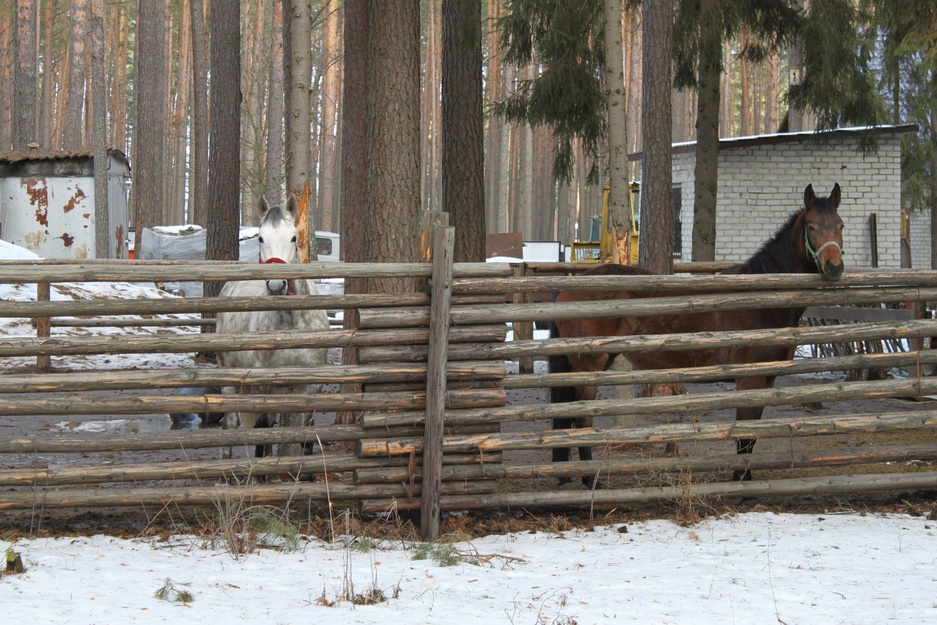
[422,225,453,540]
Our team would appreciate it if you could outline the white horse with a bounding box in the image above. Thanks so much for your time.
[216,196,329,459]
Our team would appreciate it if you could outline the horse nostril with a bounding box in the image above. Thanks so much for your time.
[266,279,287,295]
[823,261,844,281]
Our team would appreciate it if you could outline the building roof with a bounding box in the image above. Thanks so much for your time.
[0,148,129,166]
[628,124,920,161]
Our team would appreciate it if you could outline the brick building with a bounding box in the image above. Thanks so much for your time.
[635,125,917,269]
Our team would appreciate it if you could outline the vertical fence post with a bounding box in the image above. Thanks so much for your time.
[35,282,51,371]
[421,224,454,541]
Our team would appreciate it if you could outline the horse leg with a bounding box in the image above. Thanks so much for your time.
[549,353,602,488]
[732,376,774,481]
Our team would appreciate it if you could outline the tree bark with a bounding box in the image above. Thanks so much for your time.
[287,0,313,258]
[484,0,503,235]
[132,0,167,252]
[317,0,341,232]
[91,0,108,257]
[107,0,129,153]
[205,0,241,281]
[63,0,89,149]
[265,0,287,206]
[39,0,56,148]
[691,0,721,263]
[442,0,485,262]
[13,0,39,149]
[604,0,628,236]
[189,0,209,226]
[638,0,673,274]
[366,0,422,293]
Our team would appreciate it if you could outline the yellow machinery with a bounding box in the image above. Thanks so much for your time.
[570,182,640,264]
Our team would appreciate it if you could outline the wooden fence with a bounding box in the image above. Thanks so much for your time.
[3,230,937,539]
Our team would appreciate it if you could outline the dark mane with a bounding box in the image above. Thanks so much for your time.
[262,204,290,226]
[738,209,801,274]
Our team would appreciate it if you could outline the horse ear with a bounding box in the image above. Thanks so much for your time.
[830,183,841,209]
[286,194,298,217]
[803,184,816,210]
[258,196,270,219]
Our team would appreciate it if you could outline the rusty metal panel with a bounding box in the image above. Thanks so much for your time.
[0,152,129,259]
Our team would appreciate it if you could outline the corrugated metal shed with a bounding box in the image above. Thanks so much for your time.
[0,149,131,259]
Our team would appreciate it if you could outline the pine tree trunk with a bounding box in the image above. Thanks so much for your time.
[484,0,503,234]
[13,0,39,149]
[287,0,313,232]
[188,0,209,226]
[205,0,240,274]
[366,0,422,293]
[604,0,628,237]
[691,0,721,263]
[91,0,108,257]
[39,0,56,148]
[626,9,642,181]
[638,0,672,274]
[0,9,12,150]
[63,0,88,149]
[318,0,340,232]
[442,0,485,262]
[766,51,779,133]
[164,6,189,225]
[133,0,167,252]
[265,0,287,206]
[108,0,129,153]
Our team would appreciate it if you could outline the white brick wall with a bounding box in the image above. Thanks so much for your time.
[654,129,910,269]
[910,210,932,269]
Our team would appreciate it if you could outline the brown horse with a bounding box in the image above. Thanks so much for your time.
[550,184,844,483]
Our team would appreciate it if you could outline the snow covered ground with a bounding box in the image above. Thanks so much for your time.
[2,512,936,624]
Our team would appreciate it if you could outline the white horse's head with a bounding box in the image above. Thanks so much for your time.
[257,195,300,295]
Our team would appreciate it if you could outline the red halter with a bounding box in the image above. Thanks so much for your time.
[260,256,294,295]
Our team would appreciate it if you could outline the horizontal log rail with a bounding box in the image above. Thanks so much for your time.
[357,318,937,364]
[357,410,937,456]
[0,325,506,357]
[423,472,937,512]
[0,361,506,393]
[359,286,937,328]
[0,259,512,283]
[0,423,414,453]
[353,443,937,484]
[0,292,429,319]
[0,387,506,417]
[506,350,937,391]
[0,479,498,511]
[49,317,214,328]
[362,376,937,430]
[453,270,937,295]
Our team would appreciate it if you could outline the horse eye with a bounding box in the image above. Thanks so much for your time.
[291,236,297,243]
[258,236,264,244]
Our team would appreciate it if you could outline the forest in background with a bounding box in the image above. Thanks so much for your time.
[0,0,933,252]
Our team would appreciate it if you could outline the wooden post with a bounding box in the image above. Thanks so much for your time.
[514,264,535,373]
[35,282,51,371]
[421,224,453,540]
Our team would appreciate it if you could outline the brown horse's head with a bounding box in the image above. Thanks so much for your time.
[801,183,844,281]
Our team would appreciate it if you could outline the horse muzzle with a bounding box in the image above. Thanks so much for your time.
[821,259,844,281]
[265,278,292,295]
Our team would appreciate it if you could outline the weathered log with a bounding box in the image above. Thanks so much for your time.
[0,479,498,511]
[0,361,507,394]
[357,319,937,364]
[415,471,937,512]
[361,377,937,429]
[505,350,937,391]
[356,287,937,328]
[353,443,937,484]
[356,410,937,457]
[0,324,506,358]
[50,317,215,328]
[452,270,937,295]
[0,259,511,284]
[0,424,419,454]
[0,387,506,416]
[0,292,429,319]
